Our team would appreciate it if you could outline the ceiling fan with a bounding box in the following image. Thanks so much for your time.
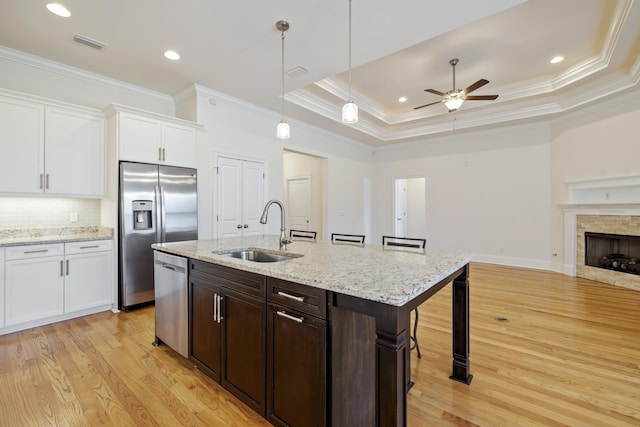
[414,58,498,112]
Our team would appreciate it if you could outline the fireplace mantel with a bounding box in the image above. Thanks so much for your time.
[566,174,640,205]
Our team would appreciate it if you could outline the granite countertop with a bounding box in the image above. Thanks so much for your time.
[0,226,114,247]
[153,235,474,306]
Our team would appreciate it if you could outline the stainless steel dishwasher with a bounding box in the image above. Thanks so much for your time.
[153,250,188,358]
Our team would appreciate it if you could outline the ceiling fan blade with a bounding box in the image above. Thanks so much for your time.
[424,88,446,96]
[465,95,499,101]
[463,79,489,94]
[413,100,442,110]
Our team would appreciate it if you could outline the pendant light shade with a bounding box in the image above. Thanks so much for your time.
[276,20,290,139]
[342,0,358,124]
[276,120,290,139]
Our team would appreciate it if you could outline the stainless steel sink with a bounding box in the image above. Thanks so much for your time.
[215,248,303,263]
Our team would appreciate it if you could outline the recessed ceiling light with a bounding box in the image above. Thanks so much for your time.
[398,97,407,103]
[46,3,71,17]
[550,56,564,64]
[164,50,180,61]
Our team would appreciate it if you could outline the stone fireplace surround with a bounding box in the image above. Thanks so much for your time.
[575,214,640,291]
[563,174,640,291]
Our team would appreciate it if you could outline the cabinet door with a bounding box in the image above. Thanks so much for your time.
[45,107,106,196]
[222,287,266,415]
[267,305,327,427]
[162,122,195,168]
[190,277,221,381]
[0,247,4,328]
[118,113,162,163]
[5,256,64,325]
[65,251,112,312]
[0,95,44,194]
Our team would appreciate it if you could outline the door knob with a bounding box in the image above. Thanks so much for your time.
[243,224,249,228]
[237,224,242,229]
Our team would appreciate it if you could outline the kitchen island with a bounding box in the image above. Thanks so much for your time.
[153,235,473,427]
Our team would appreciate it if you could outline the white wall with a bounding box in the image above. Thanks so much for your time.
[177,86,375,241]
[549,91,640,272]
[373,123,552,269]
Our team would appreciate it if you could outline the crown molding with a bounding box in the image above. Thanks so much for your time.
[0,45,174,108]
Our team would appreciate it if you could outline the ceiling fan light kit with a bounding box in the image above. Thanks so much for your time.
[276,20,290,139]
[415,58,498,112]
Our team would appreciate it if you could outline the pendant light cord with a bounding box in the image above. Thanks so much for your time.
[348,0,352,102]
[281,29,285,121]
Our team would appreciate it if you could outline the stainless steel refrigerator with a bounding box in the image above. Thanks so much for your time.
[119,162,197,310]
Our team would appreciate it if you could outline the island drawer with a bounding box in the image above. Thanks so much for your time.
[267,278,327,319]
[190,259,265,299]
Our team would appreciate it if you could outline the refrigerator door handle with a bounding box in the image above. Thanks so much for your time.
[155,185,162,243]
[160,185,167,242]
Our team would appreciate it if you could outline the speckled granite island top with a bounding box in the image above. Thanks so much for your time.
[0,226,113,247]
[152,235,474,306]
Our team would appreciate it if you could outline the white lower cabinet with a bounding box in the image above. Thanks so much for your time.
[2,240,113,332]
[65,241,113,312]
[0,247,5,328]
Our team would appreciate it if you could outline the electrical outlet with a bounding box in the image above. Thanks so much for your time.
[69,212,78,222]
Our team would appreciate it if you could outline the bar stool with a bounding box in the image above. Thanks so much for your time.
[290,229,317,240]
[331,233,365,244]
[382,235,426,358]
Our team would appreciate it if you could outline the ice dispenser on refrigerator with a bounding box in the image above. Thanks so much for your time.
[132,200,153,230]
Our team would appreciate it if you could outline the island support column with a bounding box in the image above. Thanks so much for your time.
[450,264,472,384]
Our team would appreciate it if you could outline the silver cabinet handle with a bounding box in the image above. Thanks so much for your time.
[213,293,218,322]
[237,224,243,229]
[60,260,64,276]
[277,291,305,302]
[158,147,162,162]
[24,249,48,254]
[243,224,249,228]
[79,245,100,250]
[66,259,69,276]
[162,147,166,161]
[39,173,44,189]
[218,295,223,322]
[46,174,50,189]
[277,311,304,323]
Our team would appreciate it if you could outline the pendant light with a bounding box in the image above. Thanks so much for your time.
[342,0,358,123]
[276,20,290,139]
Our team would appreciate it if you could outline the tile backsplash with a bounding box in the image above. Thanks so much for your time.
[0,197,101,229]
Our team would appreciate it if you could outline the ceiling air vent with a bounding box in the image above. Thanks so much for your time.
[72,33,107,50]
[286,65,309,78]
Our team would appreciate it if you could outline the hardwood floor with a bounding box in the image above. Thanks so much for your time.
[1,263,639,426]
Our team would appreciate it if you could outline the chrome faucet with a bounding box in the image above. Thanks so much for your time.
[259,199,292,250]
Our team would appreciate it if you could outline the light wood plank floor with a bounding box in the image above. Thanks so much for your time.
[1,263,639,426]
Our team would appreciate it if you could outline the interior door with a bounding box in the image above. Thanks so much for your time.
[286,176,311,231]
[394,179,407,237]
[216,156,265,238]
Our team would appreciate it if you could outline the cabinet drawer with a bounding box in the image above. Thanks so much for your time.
[268,278,327,319]
[190,259,265,299]
[65,239,112,255]
[5,243,64,260]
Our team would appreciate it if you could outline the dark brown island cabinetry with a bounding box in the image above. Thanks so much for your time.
[189,260,267,416]
[267,278,327,427]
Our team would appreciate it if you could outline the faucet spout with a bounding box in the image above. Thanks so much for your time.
[259,199,292,250]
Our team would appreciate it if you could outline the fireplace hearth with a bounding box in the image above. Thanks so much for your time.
[585,232,640,276]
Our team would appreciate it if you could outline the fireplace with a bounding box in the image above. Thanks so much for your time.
[585,232,640,275]
[574,214,640,291]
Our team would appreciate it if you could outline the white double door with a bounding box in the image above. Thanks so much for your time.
[216,156,266,238]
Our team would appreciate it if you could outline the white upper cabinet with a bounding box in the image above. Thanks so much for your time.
[111,106,198,168]
[0,91,106,197]
[0,95,45,193]
[45,107,105,196]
